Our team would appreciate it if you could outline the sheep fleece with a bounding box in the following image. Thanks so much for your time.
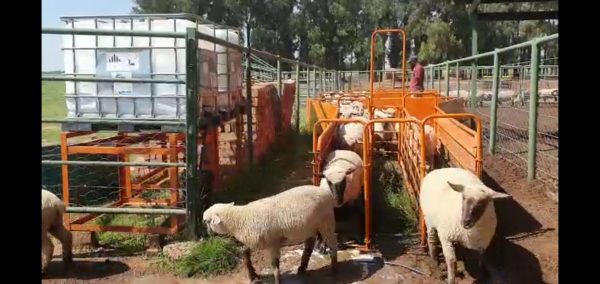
[204,185,336,250]
[420,168,497,251]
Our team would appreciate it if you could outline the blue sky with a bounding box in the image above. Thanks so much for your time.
[42,0,134,71]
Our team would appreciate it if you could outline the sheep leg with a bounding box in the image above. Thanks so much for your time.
[242,247,259,282]
[315,232,328,255]
[318,227,338,275]
[427,226,440,264]
[298,236,316,274]
[268,246,281,284]
[49,223,73,264]
[42,232,54,275]
[441,242,457,284]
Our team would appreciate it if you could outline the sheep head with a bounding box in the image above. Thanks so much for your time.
[202,202,234,235]
[321,169,354,207]
[447,181,511,229]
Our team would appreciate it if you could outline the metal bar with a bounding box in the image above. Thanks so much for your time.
[477,11,558,21]
[65,95,185,98]
[185,28,200,239]
[41,118,184,125]
[428,34,558,68]
[312,69,317,98]
[42,75,185,84]
[66,206,187,215]
[60,13,241,31]
[295,64,301,133]
[42,27,185,38]
[527,40,540,181]
[245,25,254,165]
[306,67,311,98]
[489,50,500,154]
[277,59,282,96]
[445,63,450,96]
[42,160,185,167]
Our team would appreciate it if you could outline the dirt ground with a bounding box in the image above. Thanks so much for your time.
[42,141,558,284]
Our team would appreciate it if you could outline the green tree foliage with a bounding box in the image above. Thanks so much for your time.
[132,0,558,68]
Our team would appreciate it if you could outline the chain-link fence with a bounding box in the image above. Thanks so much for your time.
[426,35,558,192]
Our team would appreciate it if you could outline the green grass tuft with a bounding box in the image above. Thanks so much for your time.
[157,237,240,277]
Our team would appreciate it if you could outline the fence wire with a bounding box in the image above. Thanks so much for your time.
[432,52,558,192]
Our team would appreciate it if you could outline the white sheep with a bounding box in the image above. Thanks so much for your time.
[419,168,510,284]
[202,184,338,284]
[405,116,439,169]
[316,150,364,253]
[373,109,396,141]
[42,189,73,275]
[448,90,470,98]
[335,116,367,156]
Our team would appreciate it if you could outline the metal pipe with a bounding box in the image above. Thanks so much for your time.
[66,206,187,215]
[527,40,541,181]
[295,64,301,132]
[42,160,185,167]
[42,75,184,84]
[184,28,200,239]
[41,119,184,125]
[489,50,500,154]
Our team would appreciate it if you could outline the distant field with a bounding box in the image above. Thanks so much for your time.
[42,81,66,145]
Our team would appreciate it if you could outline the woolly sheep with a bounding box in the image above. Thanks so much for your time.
[373,108,397,141]
[335,116,367,155]
[316,150,364,253]
[419,168,510,284]
[42,189,73,275]
[405,116,439,169]
[202,184,338,284]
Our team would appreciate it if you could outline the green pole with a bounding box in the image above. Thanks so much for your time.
[277,59,282,96]
[527,40,540,181]
[184,28,200,240]
[295,64,300,133]
[445,63,450,96]
[489,49,500,154]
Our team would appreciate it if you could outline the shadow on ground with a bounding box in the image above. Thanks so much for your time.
[43,259,130,280]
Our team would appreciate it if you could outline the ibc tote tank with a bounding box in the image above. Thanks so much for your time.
[61,14,242,119]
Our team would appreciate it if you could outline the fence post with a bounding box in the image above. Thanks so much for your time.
[277,59,282,96]
[184,28,200,239]
[445,63,450,96]
[527,40,540,181]
[295,64,300,133]
[456,63,460,95]
[335,70,338,91]
[489,49,500,154]
[470,61,478,112]
[307,67,311,98]
[245,39,253,166]
[438,66,442,91]
[320,70,324,94]
[313,69,317,97]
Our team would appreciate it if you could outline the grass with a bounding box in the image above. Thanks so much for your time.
[371,158,419,235]
[157,237,240,277]
[42,81,67,145]
[94,214,168,254]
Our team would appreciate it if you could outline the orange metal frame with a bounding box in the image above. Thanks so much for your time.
[60,132,186,234]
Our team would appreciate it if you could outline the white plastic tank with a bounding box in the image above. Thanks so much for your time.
[62,14,242,119]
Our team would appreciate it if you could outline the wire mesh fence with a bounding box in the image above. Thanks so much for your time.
[428,38,558,192]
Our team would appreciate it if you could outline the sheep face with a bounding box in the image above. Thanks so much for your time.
[447,181,510,229]
[203,202,234,235]
[321,170,353,207]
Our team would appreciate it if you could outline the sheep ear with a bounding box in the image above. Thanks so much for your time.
[210,215,221,225]
[345,169,354,175]
[447,181,464,193]
[488,191,511,200]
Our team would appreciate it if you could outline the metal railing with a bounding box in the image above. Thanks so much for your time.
[425,33,558,185]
